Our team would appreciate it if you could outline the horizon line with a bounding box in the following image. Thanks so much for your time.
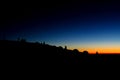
[89,53,120,54]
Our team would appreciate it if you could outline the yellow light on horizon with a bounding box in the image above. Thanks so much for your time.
[67,41,120,54]
[77,48,120,54]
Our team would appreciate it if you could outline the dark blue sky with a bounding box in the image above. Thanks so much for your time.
[1,1,120,53]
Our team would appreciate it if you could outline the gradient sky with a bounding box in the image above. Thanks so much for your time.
[1,1,120,53]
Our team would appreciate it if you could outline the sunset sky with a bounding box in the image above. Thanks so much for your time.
[1,1,120,53]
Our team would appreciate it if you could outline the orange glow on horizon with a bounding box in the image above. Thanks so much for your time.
[77,48,120,54]
[67,42,120,54]
[69,47,120,54]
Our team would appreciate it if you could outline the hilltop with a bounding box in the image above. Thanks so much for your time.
[0,40,89,65]
[1,40,120,66]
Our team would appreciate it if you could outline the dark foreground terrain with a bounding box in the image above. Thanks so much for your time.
[1,40,120,74]
[1,40,120,65]
[1,40,120,78]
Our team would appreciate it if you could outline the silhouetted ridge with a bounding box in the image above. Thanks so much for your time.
[1,40,120,66]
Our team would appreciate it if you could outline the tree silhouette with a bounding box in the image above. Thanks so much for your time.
[83,50,89,55]
[73,49,79,53]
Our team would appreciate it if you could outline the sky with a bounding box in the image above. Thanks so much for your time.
[1,1,120,53]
